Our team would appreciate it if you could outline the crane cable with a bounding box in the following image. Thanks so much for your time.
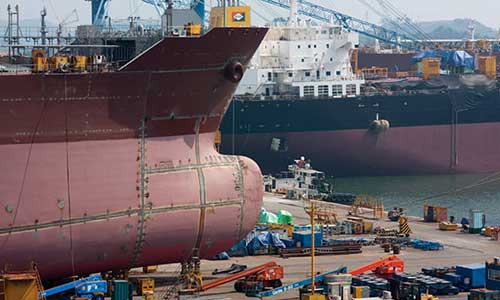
[355,0,421,44]
[420,171,500,202]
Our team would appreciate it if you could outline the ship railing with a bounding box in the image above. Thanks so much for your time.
[0,61,130,75]
[233,94,352,101]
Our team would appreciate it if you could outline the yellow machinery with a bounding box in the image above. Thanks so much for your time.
[0,272,44,300]
[137,278,154,296]
[50,55,69,72]
[70,55,87,72]
[185,23,202,36]
[31,49,48,73]
[142,265,158,273]
[478,56,497,79]
[210,4,251,28]
[421,58,440,80]
[264,223,294,237]
[422,291,439,300]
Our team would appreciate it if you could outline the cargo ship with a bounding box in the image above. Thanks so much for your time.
[219,5,500,177]
[0,5,267,279]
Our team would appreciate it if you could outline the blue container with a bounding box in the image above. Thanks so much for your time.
[444,273,463,285]
[112,280,131,300]
[456,263,486,288]
[292,231,322,247]
[280,238,296,248]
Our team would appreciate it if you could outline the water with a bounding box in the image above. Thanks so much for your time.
[334,173,500,225]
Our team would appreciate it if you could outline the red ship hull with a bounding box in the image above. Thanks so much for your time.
[0,27,267,279]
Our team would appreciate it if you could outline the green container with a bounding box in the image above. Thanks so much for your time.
[112,280,131,300]
[469,228,482,234]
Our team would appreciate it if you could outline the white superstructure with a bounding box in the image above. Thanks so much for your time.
[236,3,365,99]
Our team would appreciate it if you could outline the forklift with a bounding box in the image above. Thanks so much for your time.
[390,278,421,300]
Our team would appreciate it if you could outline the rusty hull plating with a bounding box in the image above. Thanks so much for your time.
[0,27,267,279]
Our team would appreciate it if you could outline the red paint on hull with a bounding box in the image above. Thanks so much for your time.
[222,122,500,176]
[0,28,266,279]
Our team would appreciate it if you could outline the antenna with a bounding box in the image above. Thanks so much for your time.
[468,20,475,41]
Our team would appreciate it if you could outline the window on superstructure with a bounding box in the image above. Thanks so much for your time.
[305,72,310,77]
[288,73,293,77]
[318,85,328,96]
[268,72,272,81]
[336,71,341,75]
[304,86,314,97]
[489,269,500,281]
[298,45,301,49]
[332,85,342,97]
[326,71,331,76]
[314,45,317,48]
[330,58,333,62]
[308,45,311,48]
[346,84,356,96]
[301,58,305,62]
[326,44,330,48]
[321,30,327,34]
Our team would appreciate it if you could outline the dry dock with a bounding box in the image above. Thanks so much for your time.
[148,193,499,299]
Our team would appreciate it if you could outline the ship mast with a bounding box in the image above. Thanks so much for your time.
[288,0,298,26]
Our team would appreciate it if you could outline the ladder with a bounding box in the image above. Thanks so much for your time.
[34,269,46,300]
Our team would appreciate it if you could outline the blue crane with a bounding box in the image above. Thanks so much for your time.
[87,0,111,26]
[247,266,347,298]
[258,0,424,49]
[39,274,107,299]
[141,0,205,24]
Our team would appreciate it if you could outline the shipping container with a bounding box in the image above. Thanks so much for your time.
[424,205,448,222]
[292,231,323,247]
[478,56,497,79]
[112,280,131,300]
[422,58,440,80]
[456,263,486,288]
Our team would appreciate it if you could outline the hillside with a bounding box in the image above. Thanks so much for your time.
[383,18,498,40]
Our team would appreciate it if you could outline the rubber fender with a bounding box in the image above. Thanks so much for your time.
[224,61,244,83]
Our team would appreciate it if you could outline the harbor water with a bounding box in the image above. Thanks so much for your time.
[335,173,500,225]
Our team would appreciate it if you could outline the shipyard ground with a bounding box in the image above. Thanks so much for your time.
[149,193,498,300]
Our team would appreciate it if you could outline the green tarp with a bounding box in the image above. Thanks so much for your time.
[277,210,293,224]
[258,208,278,224]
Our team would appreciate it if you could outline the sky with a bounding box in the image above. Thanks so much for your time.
[3,0,500,29]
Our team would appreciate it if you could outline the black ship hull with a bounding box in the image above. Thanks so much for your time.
[220,86,500,176]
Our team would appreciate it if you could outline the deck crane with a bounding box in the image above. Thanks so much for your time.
[86,0,111,26]
[57,9,79,44]
[258,0,425,49]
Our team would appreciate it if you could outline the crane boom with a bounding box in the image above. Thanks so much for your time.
[349,255,404,276]
[258,0,424,49]
[251,267,347,298]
